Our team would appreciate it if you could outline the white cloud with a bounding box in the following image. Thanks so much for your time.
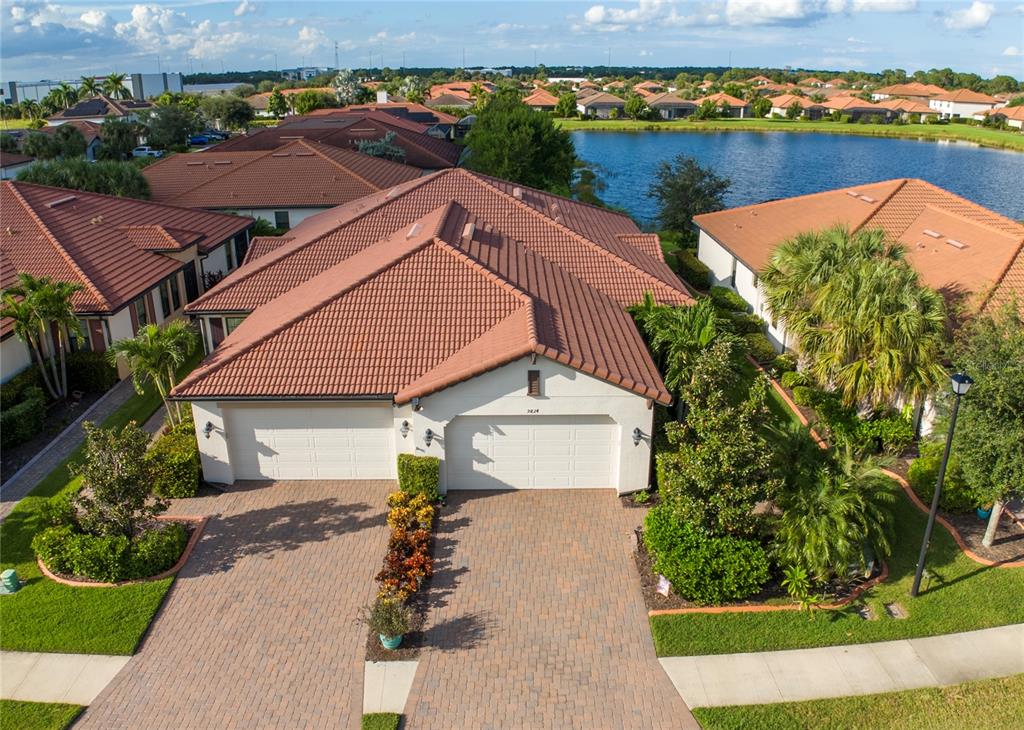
[725,0,822,26]
[296,25,328,54]
[850,0,916,11]
[1003,46,1022,56]
[943,1,994,30]
[234,1,256,17]
[78,10,110,30]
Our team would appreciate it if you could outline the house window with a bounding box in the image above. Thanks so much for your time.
[133,297,148,328]
[158,281,171,318]
[225,316,245,335]
[224,242,236,271]
[527,369,542,396]
[274,211,291,230]
[728,258,738,288]
[210,317,225,347]
[69,320,91,352]
[169,275,181,311]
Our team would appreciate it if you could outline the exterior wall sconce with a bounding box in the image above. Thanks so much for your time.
[400,420,410,438]
[412,397,422,412]
[424,428,434,447]
[203,421,215,439]
[632,427,643,446]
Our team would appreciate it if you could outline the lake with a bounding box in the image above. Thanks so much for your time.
[570,130,1024,225]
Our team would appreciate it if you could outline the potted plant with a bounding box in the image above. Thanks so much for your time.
[362,596,411,650]
[977,503,993,521]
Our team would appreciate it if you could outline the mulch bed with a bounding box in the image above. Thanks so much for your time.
[1,392,102,483]
[363,577,431,662]
[619,491,662,510]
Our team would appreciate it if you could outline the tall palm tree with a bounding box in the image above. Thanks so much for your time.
[102,73,132,100]
[37,281,84,398]
[108,320,198,425]
[760,225,947,409]
[19,99,41,120]
[79,76,100,97]
[53,82,79,110]
[0,296,58,399]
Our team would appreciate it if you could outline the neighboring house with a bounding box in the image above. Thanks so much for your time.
[0,152,34,180]
[37,120,104,160]
[870,82,946,102]
[603,80,626,92]
[874,98,935,120]
[693,178,1024,354]
[245,87,335,117]
[0,181,253,382]
[143,139,423,231]
[697,92,751,118]
[825,78,849,89]
[801,77,826,87]
[767,94,825,119]
[928,89,999,119]
[575,86,600,103]
[697,80,714,92]
[173,168,693,491]
[747,75,773,86]
[634,81,665,94]
[523,88,559,111]
[426,93,474,110]
[976,105,1024,130]
[212,111,461,170]
[646,92,697,119]
[821,96,889,120]
[47,95,153,126]
[428,81,495,101]
[576,92,625,118]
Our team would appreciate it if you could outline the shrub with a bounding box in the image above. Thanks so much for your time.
[791,385,819,407]
[770,353,797,377]
[780,371,810,389]
[361,596,411,638]
[675,250,711,290]
[129,522,188,578]
[397,454,440,501]
[0,367,44,409]
[66,351,118,393]
[743,332,777,363]
[38,491,78,529]
[145,427,200,498]
[32,522,187,582]
[907,441,981,513]
[0,385,46,448]
[709,286,748,313]
[731,312,766,335]
[860,413,914,455]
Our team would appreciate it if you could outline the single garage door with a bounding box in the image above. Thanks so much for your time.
[227,403,394,480]
[445,415,616,490]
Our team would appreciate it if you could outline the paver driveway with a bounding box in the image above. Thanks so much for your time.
[77,480,392,730]
[404,490,697,730]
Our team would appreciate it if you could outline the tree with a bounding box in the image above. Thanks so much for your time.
[52,82,79,110]
[231,83,256,98]
[399,76,427,104]
[267,89,289,118]
[760,225,948,409]
[786,101,802,120]
[693,99,719,120]
[332,69,360,106]
[463,90,576,195]
[200,95,255,131]
[0,133,16,152]
[102,73,133,100]
[107,320,199,426]
[141,104,200,149]
[555,92,577,118]
[72,421,167,540]
[17,158,150,198]
[356,131,406,162]
[53,124,88,158]
[291,90,338,115]
[752,96,771,118]
[79,77,100,97]
[20,132,60,160]
[949,303,1024,547]
[97,117,138,160]
[624,94,649,120]
[646,154,731,242]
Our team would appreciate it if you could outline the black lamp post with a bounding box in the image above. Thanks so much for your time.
[910,372,973,597]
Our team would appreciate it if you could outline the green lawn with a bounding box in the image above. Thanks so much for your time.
[556,117,1024,152]
[692,674,1024,730]
[0,351,202,655]
[0,119,41,130]
[0,700,83,730]
[362,713,401,730]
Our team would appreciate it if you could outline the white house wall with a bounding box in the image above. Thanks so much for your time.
[697,230,735,287]
[1,336,33,383]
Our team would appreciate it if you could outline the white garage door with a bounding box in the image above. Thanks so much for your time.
[227,404,394,480]
[445,415,616,490]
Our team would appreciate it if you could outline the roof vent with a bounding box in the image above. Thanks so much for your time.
[295,152,314,157]
[462,222,475,240]
[512,187,523,200]
[859,195,876,203]
[946,238,967,249]
[213,160,232,165]
[46,195,77,208]
[271,153,290,157]
[406,222,422,239]
[923,229,942,238]
[280,135,304,140]
[846,190,860,197]
[185,161,204,166]
[90,215,103,225]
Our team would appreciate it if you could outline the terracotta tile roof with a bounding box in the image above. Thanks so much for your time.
[646,92,696,108]
[874,82,946,98]
[985,106,1024,122]
[822,96,885,112]
[426,93,474,108]
[339,103,459,126]
[578,92,624,107]
[37,120,102,144]
[801,77,825,85]
[931,88,998,104]
[634,81,664,91]
[694,179,1024,314]
[173,196,678,404]
[1,152,34,167]
[769,94,821,109]
[1,181,252,315]
[874,98,934,114]
[143,139,422,210]
[747,75,773,85]
[575,87,600,101]
[523,88,559,107]
[697,92,749,108]
[244,235,293,264]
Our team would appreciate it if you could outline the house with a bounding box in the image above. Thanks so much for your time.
[37,120,104,160]
[523,88,559,112]
[646,92,697,119]
[697,93,751,118]
[603,80,627,92]
[801,77,826,88]
[821,96,889,121]
[747,75,773,86]
[825,78,849,89]
[697,80,714,92]
[142,139,423,231]
[767,94,825,119]
[928,89,999,119]
[47,95,153,126]
[634,81,665,94]
[976,105,1024,130]
[428,81,495,101]
[1,181,253,382]
[0,151,34,180]
[576,92,625,118]
[339,102,458,127]
[693,179,1024,354]
[245,87,335,117]
[426,93,474,110]
[874,98,935,120]
[212,111,461,170]
[172,168,692,491]
[870,82,946,103]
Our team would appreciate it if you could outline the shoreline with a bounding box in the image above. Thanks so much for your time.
[556,118,1024,153]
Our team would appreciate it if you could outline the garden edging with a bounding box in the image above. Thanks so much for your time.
[35,514,208,588]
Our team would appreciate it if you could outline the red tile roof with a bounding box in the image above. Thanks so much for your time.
[37,120,103,144]
[694,179,1024,314]
[174,170,693,403]
[874,98,934,114]
[143,139,423,210]
[1,181,252,316]
[931,88,998,104]
[768,94,821,109]
[523,88,559,107]
[873,82,946,98]
[697,92,749,108]
[822,96,885,112]
[426,93,475,108]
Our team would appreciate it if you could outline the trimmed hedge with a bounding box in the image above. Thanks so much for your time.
[32,522,188,583]
[0,367,44,409]
[397,454,440,501]
[709,286,749,313]
[0,386,46,449]
[675,250,711,290]
[907,440,982,513]
[770,353,797,376]
[731,312,766,335]
[791,385,818,407]
[780,370,810,389]
[743,332,778,364]
[66,351,118,393]
[145,426,200,499]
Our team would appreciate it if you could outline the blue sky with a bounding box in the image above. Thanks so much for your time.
[2,1,1022,81]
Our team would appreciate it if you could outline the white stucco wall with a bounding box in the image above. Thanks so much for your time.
[929,99,995,118]
[697,230,736,287]
[201,244,232,279]
[1,336,33,383]
[191,401,232,483]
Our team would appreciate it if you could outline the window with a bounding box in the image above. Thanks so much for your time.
[133,297,148,328]
[274,211,291,230]
[158,281,171,318]
[527,369,541,396]
[69,320,91,352]
[210,317,225,347]
[234,233,249,265]
[225,316,246,335]
[169,275,181,311]
[224,241,236,271]
[728,258,738,288]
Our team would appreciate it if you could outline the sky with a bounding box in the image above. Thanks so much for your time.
[2,1,1022,82]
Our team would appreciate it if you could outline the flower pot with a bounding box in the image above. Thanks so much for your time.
[379,634,403,650]
[976,507,992,520]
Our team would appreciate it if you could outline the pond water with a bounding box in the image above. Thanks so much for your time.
[570,130,1024,225]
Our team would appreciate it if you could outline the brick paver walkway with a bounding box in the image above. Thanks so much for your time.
[76,480,392,730]
[403,490,697,730]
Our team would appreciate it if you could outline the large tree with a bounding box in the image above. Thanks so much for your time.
[102,73,133,100]
[17,158,150,198]
[97,117,139,160]
[108,320,199,426]
[141,104,201,149]
[555,92,577,118]
[20,132,60,160]
[646,154,731,243]
[463,90,576,195]
[332,69,360,106]
[200,94,255,131]
[290,90,338,115]
[760,225,948,409]
[52,124,88,158]
[266,89,289,118]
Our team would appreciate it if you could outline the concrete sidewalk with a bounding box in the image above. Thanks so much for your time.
[660,623,1024,707]
[1,651,130,705]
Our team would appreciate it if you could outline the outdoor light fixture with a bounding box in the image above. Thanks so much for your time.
[400,420,410,438]
[412,397,422,412]
[203,421,215,439]
[911,372,973,597]
[632,427,643,446]
[424,428,434,447]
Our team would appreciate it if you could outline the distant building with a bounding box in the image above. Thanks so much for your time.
[281,67,331,81]
[2,73,181,104]
[47,95,154,126]
[928,89,999,119]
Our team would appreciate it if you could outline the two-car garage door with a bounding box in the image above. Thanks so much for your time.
[445,415,617,490]
[227,404,394,480]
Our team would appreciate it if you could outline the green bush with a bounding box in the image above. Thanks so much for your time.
[729,312,765,334]
[66,351,118,393]
[675,250,711,290]
[130,522,188,578]
[709,286,749,313]
[770,353,797,376]
[0,385,46,449]
[0,367,44,409]
[743,332,777,363]
[907,441,982,513]
[780,370,810,389]
[791,385,819,407]
[860,414,915,455]
[38,491,79,529]
[397,454,440,501]
[32,522,187,582]
[145,427,200,498]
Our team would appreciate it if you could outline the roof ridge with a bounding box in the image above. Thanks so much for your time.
[382,123,457,167]
[149,146,279,204]
[296,139,383,191]
[4,182,112,309]
[901,179,1024,237]
[696,179,905,222]
[431,231,538,318]
[853,178,910,234]
[300,138,416,190]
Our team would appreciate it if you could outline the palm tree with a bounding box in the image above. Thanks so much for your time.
[108,320,198,425]
[760,225,947,409]
[19,99,41,121]
[102,73,132,100]
[0,296,58,399]
[38,281,84,398]
[52,82,79,110]
[79,77,100,97]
